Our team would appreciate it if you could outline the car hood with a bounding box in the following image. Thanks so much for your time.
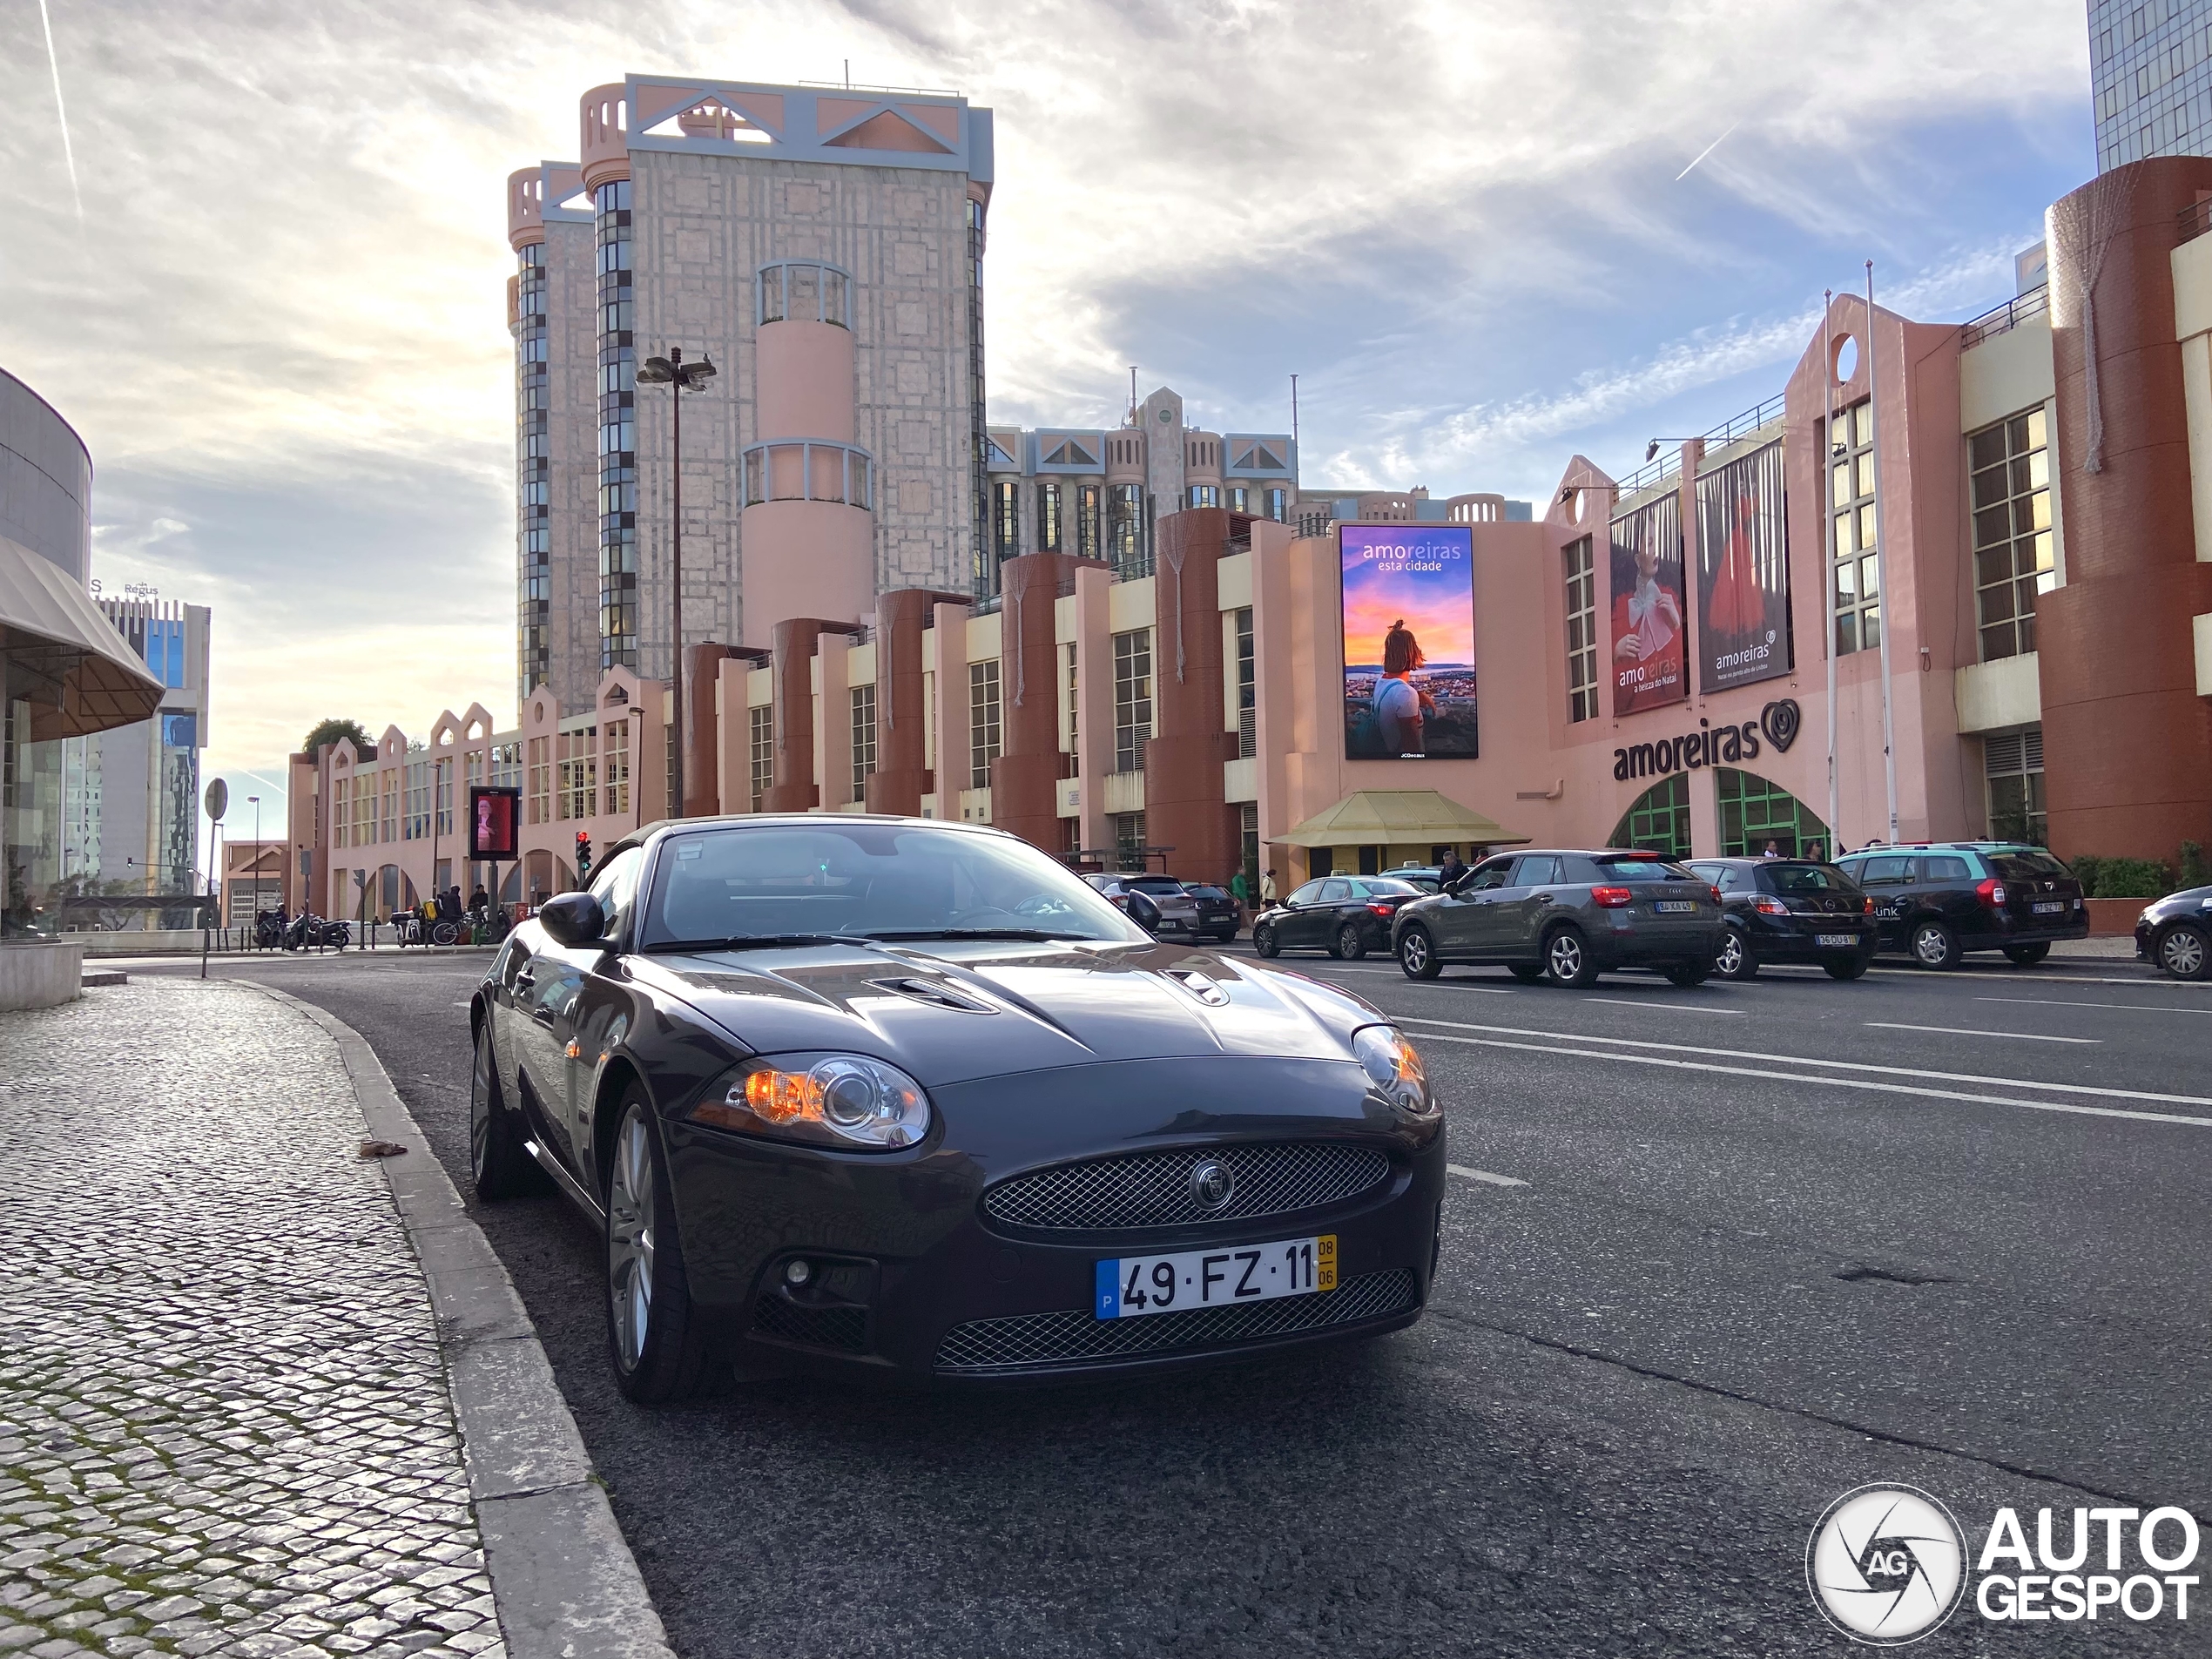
[629,939,1379,1088]
[2142,884,2212,921]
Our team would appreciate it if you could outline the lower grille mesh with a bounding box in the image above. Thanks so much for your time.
[934,1269,1419,1373]
[982,1142,1392,1233]
[752,1297,869,1353]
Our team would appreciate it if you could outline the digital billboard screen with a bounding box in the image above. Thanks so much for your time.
[469,786,521,860]
[1608,492,1688,716]
[1694,439,1793,693]
[1339,523,1477,759]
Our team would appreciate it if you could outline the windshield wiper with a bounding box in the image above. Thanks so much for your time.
[645,933,853,953]
[860,927,1093,942]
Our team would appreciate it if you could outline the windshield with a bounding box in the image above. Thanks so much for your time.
[640,823,1146,948]
[1988,851,2072,881]
[1767,864,1857,894]
[1588,857,1700,883]
[1127,877,1186,894]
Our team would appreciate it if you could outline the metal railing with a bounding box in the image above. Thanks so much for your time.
[2180,197,2212,246]
[1700,392,1787,450]
[1959,284,2049,350]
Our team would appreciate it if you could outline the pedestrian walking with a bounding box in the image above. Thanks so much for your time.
[1261,867,1278,906]
[1230,867,1251,921]
[1438,848,1468,889]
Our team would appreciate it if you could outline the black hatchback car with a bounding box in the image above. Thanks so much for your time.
[2134,884,2212,979]
[470,815,1443,1396]
[1391,849,1724,988]
[1831,843,2087,968]
[1252,876,1426,960]
[1684,858,1878,980]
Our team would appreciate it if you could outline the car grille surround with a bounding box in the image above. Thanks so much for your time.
[934,1269,1419,1372]
[981,1142,1393,1234]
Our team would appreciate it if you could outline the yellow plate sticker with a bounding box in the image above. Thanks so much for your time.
[1317,1233,1338,1292]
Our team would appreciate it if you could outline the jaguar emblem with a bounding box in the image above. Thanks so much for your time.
[1190,1159,1235,1212]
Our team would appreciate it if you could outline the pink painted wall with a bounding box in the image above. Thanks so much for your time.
[757,321,856,442]
[739,501,874,649]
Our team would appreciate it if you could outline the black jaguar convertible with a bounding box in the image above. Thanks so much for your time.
[469,815,1445,1398]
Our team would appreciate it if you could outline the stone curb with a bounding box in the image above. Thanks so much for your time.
[247,981,678,1659]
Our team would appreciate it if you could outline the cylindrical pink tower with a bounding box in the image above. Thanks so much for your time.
[741,261,876,649]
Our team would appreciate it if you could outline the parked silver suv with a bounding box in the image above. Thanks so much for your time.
[1393,848,1724,988]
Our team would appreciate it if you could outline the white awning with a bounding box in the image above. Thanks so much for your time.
[0,534,165,738]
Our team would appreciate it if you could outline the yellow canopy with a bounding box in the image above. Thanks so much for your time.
[1278,789,1528,849]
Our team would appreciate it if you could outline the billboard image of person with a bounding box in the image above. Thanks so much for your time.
[469,786,521,860]
[1695,438,1793,693]
[1608,493,1686,716]
[1340,523,1477,759]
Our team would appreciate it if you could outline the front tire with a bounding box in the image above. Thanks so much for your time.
[1335,922,1367,961]
[1398,924,1440,981]
[1665,961,1710,988]
[1713,929,1758,980]
[1253,922,1280,959]
[2156,922,2211,980]
[1543,926,1599,988]
[605,1092,711,1403]
[1823,954,1871,981]
[2002,942,2050,967]
[1509,964,1544,983]
[469,1023,543,1201]
[1910,920,1960,970]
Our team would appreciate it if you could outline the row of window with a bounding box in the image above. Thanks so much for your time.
[334,745,523,849]
[597,179,639,673]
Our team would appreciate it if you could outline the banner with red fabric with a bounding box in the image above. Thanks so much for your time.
[1694,439,1792,694]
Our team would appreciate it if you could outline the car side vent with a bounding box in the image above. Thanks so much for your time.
[1163,968,1230,1006]
[865,976,998,1014]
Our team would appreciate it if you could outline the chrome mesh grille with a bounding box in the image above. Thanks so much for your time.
[981,1143,1391,1233]
[934,1269,1418,1373]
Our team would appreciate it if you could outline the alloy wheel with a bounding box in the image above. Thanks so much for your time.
[2161,927,2208,978]
[1912,923,1954,968]
[1716,933,1745,976]
[608,1110,657,1372]
[469,1030,492,1183]
[1401,931,1428,974]
[1548,933,1582,981]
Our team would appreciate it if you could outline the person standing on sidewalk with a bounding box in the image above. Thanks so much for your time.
[1261,867,1278,907]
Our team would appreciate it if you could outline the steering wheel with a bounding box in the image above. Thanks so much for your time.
[1015,894,1076,919]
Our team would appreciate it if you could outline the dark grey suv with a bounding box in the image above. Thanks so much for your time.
[1393,849,1724,988]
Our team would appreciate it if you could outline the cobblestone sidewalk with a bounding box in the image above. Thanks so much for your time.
[0,980,505,1658]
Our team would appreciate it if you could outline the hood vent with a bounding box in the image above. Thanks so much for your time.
[1163,968,1230,1007]
[865,976,998,1015]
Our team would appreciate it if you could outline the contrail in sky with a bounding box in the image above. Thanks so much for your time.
[36,0,84,220]
[1675,121,1739,182]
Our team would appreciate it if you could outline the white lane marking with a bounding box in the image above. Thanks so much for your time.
[1977,995,2212,1016]
[1865,1022,2099,1045]
[1583,996,1744,1015]
[1870,968,2193,988]
[1394,1016,2212,1109]
[1447,1164,1528,1188]
[1413,1030,2212,1130]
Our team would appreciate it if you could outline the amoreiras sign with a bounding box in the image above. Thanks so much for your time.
[1613,698,1801,782]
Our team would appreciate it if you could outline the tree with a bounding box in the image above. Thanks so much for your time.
[302,717,374,759]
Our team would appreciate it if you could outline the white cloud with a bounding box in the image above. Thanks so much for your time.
[0,0,2094,778]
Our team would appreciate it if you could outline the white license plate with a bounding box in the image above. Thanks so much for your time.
[1816,933,1857,948]
[1095,1234,1336,1320]
[2033,900,2065,914]
[1653,900,1698,914]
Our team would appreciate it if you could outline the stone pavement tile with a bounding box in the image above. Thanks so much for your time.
[0,983,508,1659]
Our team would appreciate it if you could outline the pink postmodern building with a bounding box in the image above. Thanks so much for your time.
[281,124,2212,923]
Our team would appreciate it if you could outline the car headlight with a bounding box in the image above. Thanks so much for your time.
[1353,1025,1433,1115]
[691,1053,932,1150]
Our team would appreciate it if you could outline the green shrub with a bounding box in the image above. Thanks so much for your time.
[2068,854,2102,900]
[2179,841,2209,891]
[2090,857,2173,899]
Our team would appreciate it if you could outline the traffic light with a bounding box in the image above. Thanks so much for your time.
[575,830,592,883]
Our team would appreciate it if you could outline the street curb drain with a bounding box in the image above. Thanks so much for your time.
[250,982,678,1659]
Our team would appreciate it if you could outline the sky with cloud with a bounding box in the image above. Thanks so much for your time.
[0,0,2094,829]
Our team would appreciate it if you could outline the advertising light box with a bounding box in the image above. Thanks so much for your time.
[1695,439,1793,693]
[469,786,521,860]
[1339,523,1477,759]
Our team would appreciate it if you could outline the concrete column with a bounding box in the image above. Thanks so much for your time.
[1144,509,1238,884]
[991,553,1103,849]
[867,588,965,815]
[815,641,852,810]
[929,600,970,814]
[1073,564,1114,857]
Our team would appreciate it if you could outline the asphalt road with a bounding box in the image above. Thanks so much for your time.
[139,943,2212,1656]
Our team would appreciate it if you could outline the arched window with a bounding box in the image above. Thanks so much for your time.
[1608,774,1689,856]
[1715,768,1831,858]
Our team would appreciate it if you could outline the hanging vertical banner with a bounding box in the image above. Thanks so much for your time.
[1695,439,1793,693]
[1608,491,1687,716]
[1339,523,1478,758]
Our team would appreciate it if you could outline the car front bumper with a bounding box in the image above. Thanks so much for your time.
[660,1055,1445,1381]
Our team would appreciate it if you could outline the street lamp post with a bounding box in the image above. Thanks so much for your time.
[636,347,718,820]
[248,796,261,946]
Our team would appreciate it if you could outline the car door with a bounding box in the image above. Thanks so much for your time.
[1853,853,1916,947]
[511,924,585,1165]
[1306,880,1354,948]
[1276,880,1327,948]
[564,847,645,1194]
[1488,853,1564,956]
[1435,857,1517,958]
[1918,853,1979,943]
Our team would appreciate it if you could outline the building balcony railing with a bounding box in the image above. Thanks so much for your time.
[1959,284,2050,350]
[2180,197,2212,247]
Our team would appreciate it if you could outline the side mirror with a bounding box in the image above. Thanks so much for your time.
[1444,872,1472,895]
[539,890,606,948]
